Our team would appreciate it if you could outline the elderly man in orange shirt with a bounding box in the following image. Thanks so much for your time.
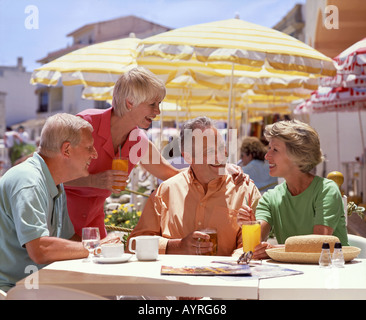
[128,116,261,256]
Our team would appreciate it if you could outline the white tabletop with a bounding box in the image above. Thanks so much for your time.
[18,255,366,300]
[28,254,259,299]
[259,259,366,300]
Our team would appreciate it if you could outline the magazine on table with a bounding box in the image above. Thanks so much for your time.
[161,260,303,279]
[161,264,251,276]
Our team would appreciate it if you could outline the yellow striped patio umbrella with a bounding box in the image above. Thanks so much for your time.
[82,72,308,136]
[162,74,312,126]
[156,103,242,121]
[81,66,318,102]
[83,71,315,113]
[30,37,141,87]
[164,73,315,102]
[137,18,335,133]
[137,18,336,79]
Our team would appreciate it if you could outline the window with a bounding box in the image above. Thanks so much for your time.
[38,91,48,113]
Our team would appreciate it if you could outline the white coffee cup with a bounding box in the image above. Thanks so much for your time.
[128,235,159,261]
[101,243,124,258]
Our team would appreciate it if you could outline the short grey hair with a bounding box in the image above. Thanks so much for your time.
[39,113,93,157]
[111,67,166,117]
[180,116,216,154]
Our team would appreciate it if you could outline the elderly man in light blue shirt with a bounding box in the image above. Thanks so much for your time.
[0,113,99,292]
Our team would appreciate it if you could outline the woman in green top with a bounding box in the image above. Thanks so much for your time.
[240,119,348,259]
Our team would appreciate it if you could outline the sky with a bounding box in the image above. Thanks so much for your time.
[0,0,306,72]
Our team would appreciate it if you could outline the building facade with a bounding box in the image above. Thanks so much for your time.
[0,57,38,132]
[33,15,171,120]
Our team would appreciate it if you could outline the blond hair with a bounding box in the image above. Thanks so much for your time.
[111,67,166,117]
[264,119,324,173]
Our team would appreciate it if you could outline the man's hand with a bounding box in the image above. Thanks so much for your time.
[252,242,284,260]
[226,164,250,186]
[166,231,213,255]
[94,233,123,255]
[100,233,122,245]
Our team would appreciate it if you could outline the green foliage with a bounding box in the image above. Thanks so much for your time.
[104,203,142,230]
[11,143,36,165]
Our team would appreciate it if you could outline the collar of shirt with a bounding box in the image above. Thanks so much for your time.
[186,166,227,194]
[31,152,61,199]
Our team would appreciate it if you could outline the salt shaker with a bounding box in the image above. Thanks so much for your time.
[332,242,345,268]
[319,242,332,268]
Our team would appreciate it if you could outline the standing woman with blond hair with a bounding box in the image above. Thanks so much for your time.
[65,67,245,238]
[64,67,180,238]
[238,120,348,259]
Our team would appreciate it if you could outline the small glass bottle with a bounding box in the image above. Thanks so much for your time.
[332,242,345,268]
[319,242,332,268]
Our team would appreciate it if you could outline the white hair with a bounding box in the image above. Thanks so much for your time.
[39,113,93,157]
[111,67,166,117]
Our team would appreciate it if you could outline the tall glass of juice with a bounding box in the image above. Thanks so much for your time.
[112,157,129,191]
[242,221,261,253]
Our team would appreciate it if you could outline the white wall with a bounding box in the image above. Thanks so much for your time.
[310,111,366,202]
[62,85,94,115]
[0,68,38,126]
[304,0,326,47]
[310,111,366,173]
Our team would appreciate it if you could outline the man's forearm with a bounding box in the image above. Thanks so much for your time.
[26,236,88,265]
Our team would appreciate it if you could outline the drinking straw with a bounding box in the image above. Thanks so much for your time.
[119,144,121,159]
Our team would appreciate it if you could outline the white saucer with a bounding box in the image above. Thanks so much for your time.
[93,254,132,264]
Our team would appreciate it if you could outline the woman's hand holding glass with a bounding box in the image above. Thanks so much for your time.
[90,170,129,193]
[237,205,256,226]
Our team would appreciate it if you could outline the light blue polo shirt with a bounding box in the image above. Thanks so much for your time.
[0,153,75,292]
[241,159,278,193]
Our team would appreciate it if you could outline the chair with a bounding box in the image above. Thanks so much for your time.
[6,284,108,300]
[0,289,7,300]
[348,234,366,259]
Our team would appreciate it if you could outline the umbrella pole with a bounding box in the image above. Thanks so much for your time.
[176,101,179,128]
[245,105,248,137]
[243,95,249,138]
[160,102,163,151]
[227,63,235,157]
[175,99,179,129]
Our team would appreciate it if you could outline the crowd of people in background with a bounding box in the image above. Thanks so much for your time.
[2,125,36,166]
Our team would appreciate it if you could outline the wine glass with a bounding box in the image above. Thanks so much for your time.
[82,227,100,262]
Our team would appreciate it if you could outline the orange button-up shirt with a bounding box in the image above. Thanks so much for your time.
[129,168,261,256]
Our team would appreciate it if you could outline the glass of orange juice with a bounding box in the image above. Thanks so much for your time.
[112,157,129,192]
[242,221,261,253]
